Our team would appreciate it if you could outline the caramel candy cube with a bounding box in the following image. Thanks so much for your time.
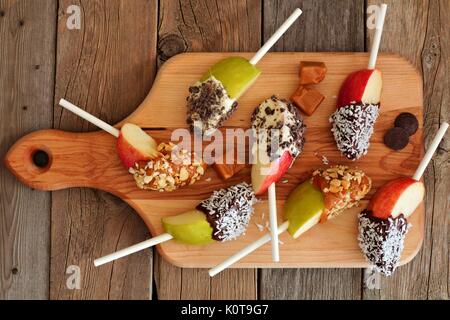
[299,61,327,85]
[291,86,325,116]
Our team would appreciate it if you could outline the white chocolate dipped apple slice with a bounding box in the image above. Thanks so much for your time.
[94,182,256,266]
[250,96,306,262]
[330,4,387,160]
[209,165,371,277]
[187,8,302,136]
[59,99,206,192]
[358,122,449,276]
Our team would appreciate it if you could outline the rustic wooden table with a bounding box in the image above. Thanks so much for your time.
[0,0,448,300]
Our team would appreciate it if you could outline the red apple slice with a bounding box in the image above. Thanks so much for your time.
[337,69,382,108]
[117,123,159,168]
[367,177,425,220]
[251,151,294,195]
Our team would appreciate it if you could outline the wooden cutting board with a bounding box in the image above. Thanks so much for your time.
[4,53,424,268]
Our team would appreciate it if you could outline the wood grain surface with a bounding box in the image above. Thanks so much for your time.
[0,0,56,299]
[50,0,157,300]
[0,0,448,300]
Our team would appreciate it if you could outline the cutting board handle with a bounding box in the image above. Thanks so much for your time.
[4,129,120,191]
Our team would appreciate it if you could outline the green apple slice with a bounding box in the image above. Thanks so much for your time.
[162,210,214,245]
[201,57,261,99]
[284,181,325,238]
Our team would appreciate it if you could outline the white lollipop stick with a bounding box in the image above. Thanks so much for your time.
[249,8,302,65]
[413,122,449,180]
[368,4,387,70]
[94,233,173,267]
[209,221,289,277]
[249,7,302,261]
[59,99,120,138]
[268,183,280,262]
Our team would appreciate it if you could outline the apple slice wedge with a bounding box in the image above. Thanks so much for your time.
[162,210,214,245]
[337,69,383,108]
[117,123,159,168]
[284,181,325,238]
[368,177,425,220]
[251,151,294,195]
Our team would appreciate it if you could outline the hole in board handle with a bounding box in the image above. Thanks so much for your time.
[26,147,52,174]
[32,150,49,168]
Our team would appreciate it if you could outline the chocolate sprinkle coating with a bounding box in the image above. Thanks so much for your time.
[394,112,419,136]
[330,103,379,160]
[358,210,410,276]
[187,76,237,135]
[196,182,256,242]
[251,96,306,161]
[384,127,409,151]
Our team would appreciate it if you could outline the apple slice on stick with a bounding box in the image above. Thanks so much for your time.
[337,4,387,107]
[188,9,302,135]
[60,99,207,192]
[331,4,387,160]
[251,96,306,262]
[94,209,213,267]
[252,150,294,262]
[368,122,449,220]
[358,122,448,275]
[94,182,256,267]
[59,99,159,168]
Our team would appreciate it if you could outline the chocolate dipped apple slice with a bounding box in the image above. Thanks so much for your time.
[94,182,257,266]
[251,96,306,262]
[187,9,303,136]
[330,4,387,160]
[358,122,449,275]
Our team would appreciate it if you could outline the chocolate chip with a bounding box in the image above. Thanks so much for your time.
[394,112,419,136]
[189,86,199,94]
[384,127,409,150]
[265,106,275,116]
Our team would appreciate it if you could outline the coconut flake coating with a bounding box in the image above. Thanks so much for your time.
[187,76,237,135]
[196,182,256,242]
[251,96,306,161]
[358,210,410,276]
[330,103,379,160]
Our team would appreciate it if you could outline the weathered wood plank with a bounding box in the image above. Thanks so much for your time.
[364,0,449,300]
[260,0,365,300]
[0,0,56,299]
[51,0,157,300]
[155,0,261,300]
